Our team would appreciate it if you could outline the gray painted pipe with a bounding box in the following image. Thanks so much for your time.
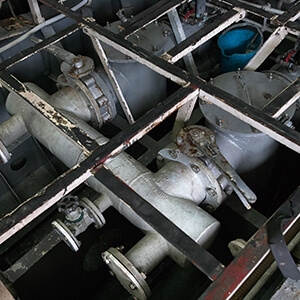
[6,83,220,267]
[0,114,27,147]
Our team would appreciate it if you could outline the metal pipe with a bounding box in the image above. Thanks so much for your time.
[93,193,112,212]
[6,84,90,167]
[50,86,92,122]
[6,85,220,267]
[125,233,169,274]
[0,114,27,147]
[238,0,284,15]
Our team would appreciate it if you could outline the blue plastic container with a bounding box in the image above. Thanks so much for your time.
[218,25,263,72]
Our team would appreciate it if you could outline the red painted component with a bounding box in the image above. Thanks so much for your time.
[184,9,195,20]
[285,50,296,62]
[200,187,300,300]
[200,228,268,300]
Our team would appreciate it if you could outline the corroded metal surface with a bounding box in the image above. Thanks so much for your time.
[0,87,198,244]
[0,2,299,297]
[39,0,300,154]
[199,187,300,300]
[97,166,225,281]
[0,70,99,154]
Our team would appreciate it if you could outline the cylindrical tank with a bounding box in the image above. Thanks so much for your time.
[200,70,297,187]
[101,21,176,119]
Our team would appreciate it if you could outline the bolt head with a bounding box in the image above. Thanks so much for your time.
[217,119,224,127]
[224,185,233,195]
[176,136,183,145]
[163,30,170,37]
[73,57,84,69]
[116,245,125,252]
[102,254,111,264]
[207,188,216,197]
[205,204,214,213]
[129,282,136,290]
[157,154,164,161]
[191,164,200,173]
[169,150,179,159]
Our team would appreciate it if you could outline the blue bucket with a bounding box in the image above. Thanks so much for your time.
[218,24,263,73]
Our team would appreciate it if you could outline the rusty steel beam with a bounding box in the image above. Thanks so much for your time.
[97,166,225,281]
[0,87,199,244]
[0,24,103,155]
[89,35,135,124]
[199,186,300,300]
[275,0,300,24]
[244,2,300,71]
[27,0,45,24]
[163,8,247,64]
[0,23,80,71]
[0,70,99,153]
[208,0,300,35]
[262,77,300,118]
[208,0,275,19]
[38,0,300,154]
[0,280,14,300]
[118,0,189,39]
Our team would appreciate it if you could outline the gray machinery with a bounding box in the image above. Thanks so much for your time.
[0,1,299,300]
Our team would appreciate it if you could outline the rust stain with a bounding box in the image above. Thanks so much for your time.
[38,102,45,109]
[263,93,272,100]
[203,254,252,300]
[203,228,269,300]
[0,17,33,31]
[51,112,68,125]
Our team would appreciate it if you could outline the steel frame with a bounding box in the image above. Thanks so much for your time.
[199,186,300,300]
[0,0,299,298]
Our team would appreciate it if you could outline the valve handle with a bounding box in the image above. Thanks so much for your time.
[57,195,80,213]
[177,126,256,210]
[30,36,76,65]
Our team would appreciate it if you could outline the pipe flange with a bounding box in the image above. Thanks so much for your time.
[52,219,81,252]
[88,71,117,123]
[157,147,222,210]
[80,197,106,229]
[102,247,151,300]
[57,70,116,129]
[58,74,103,129]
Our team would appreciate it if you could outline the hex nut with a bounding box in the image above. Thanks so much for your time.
[129,282,136,290]
[191,164,200,173]
[169,150,179,159]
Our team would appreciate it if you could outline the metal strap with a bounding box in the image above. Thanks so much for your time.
[95,166,225,281]
[267,187,300,280]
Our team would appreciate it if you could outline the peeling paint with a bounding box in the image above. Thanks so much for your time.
[10,262,26,273]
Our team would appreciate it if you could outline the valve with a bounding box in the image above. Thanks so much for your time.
[52,195,106,251]
[176,126,256,210]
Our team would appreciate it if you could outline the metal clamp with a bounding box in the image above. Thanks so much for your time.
[177,126,256,210]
